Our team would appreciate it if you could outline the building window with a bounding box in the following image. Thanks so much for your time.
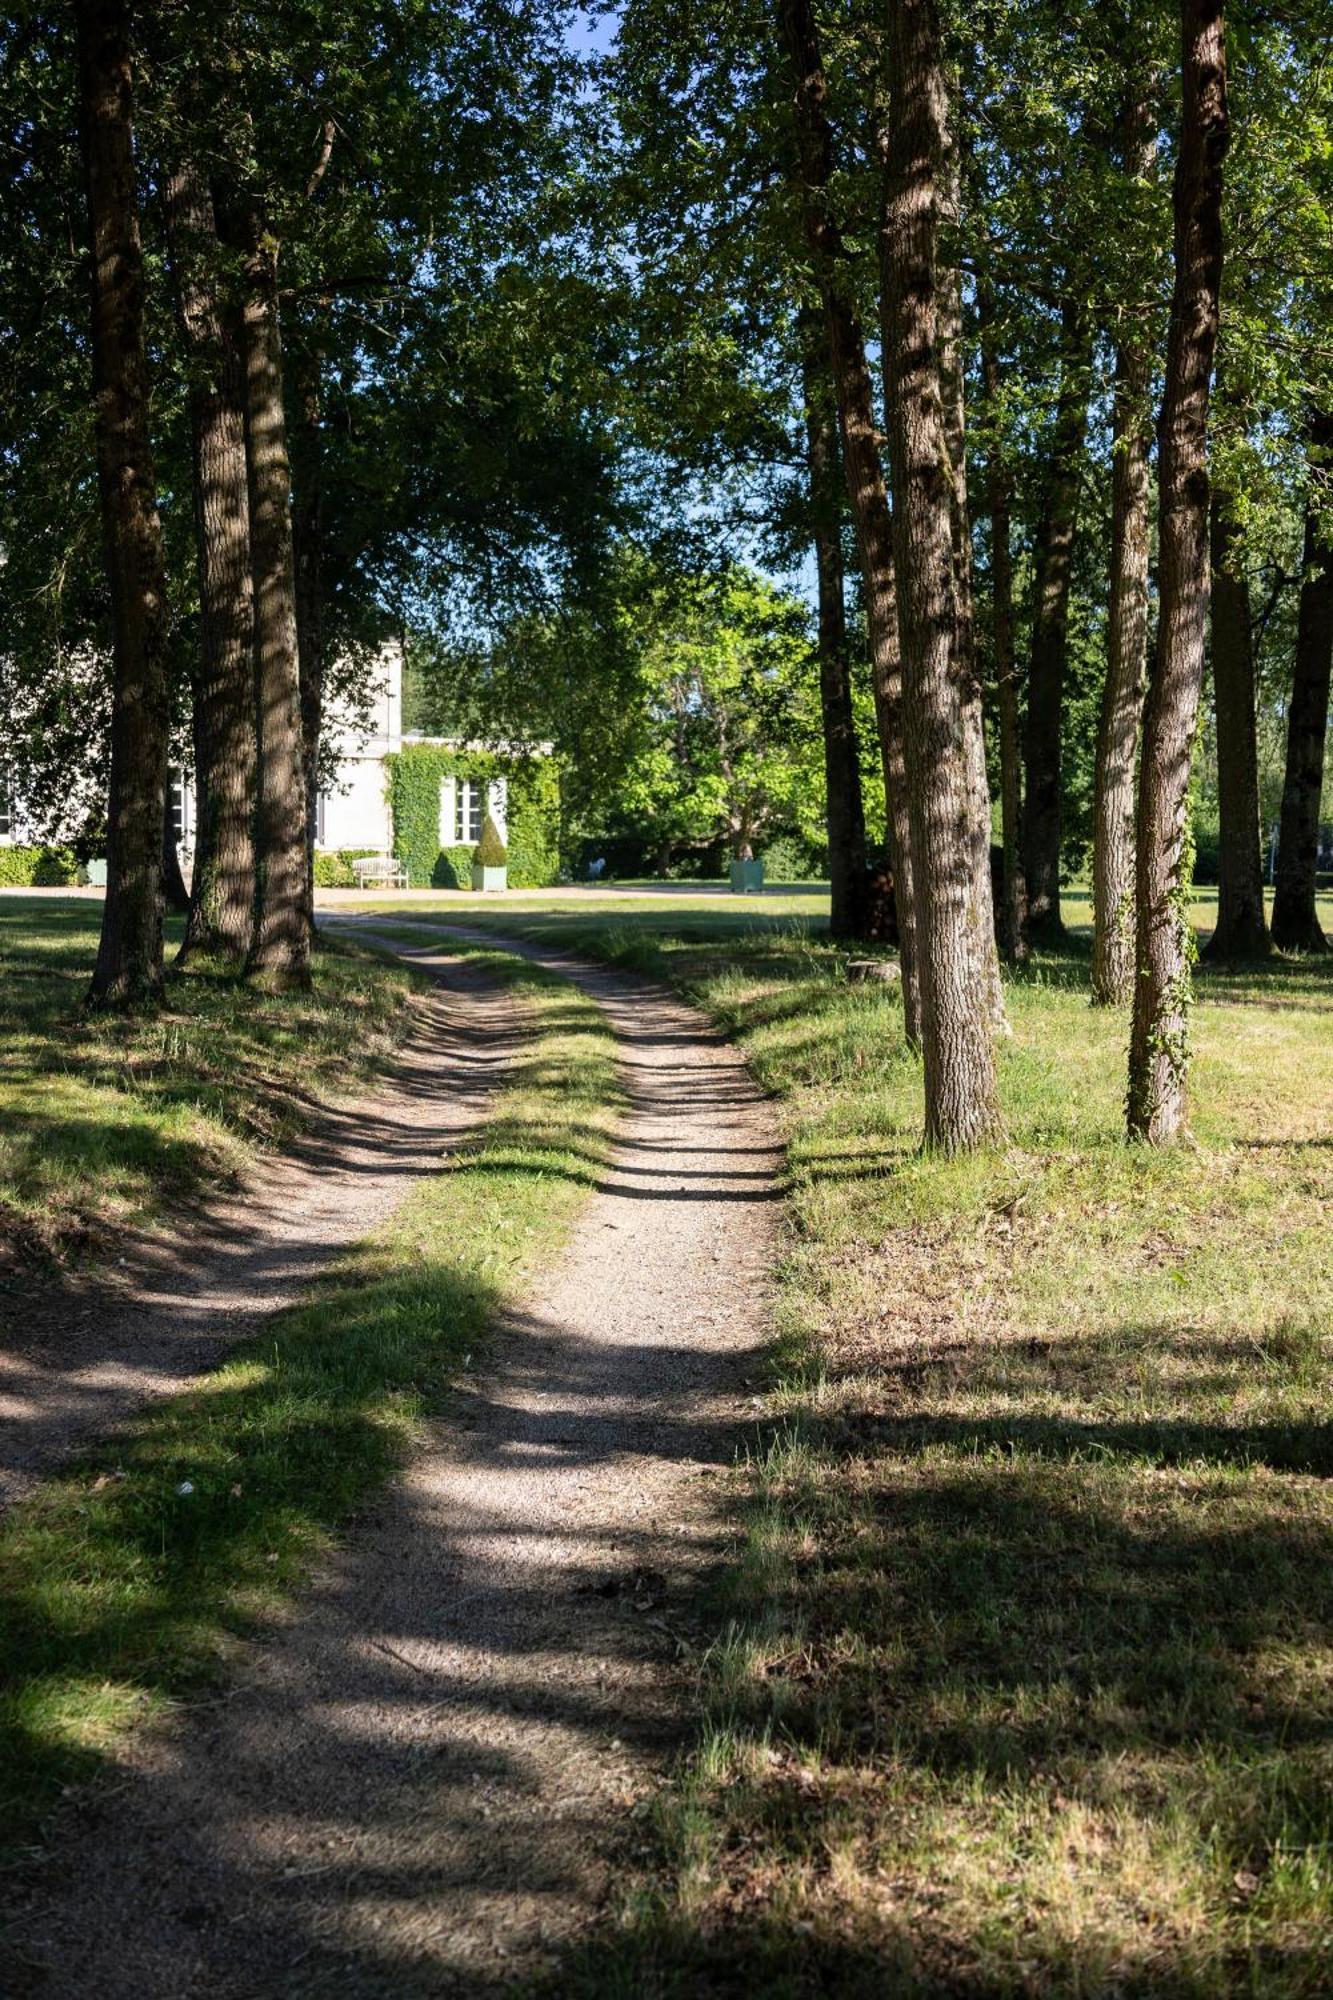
[455,778,483,845]
[167,767,187,842]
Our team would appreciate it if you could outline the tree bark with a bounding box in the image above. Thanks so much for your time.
[234,206,311,989]
[779,0,919,1037]
[163,161,257,965]
[1203,488,1270,958]
[1020,298,1089,945]
[1127,0,1229,1143]
[938,163,1005,1027]
[1092,340,1154,1001]
[77,0,170,1009]
[1092,79,1157,1005]
[1271,417,1333,953]
[290,345,326,932]
[799,311,868,939]
[883,0,1000,1151]
[979,326,1026,962]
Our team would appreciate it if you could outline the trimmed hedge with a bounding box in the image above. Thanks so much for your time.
[0,845,82,888]
[384,744,559,889]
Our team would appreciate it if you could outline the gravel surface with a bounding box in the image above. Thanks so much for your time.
[0,951,523,1511]
[6,931,783,1996]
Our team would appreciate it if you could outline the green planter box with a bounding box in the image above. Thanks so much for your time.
[730,858,765,894]
[471,864,508,893]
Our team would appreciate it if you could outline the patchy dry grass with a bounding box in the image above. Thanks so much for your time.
[0,899,419,1269]
[401,903,1333,1997]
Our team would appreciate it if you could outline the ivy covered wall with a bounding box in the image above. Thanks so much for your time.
[384,743,560,889]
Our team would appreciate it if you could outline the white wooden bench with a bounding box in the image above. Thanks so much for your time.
[352,853,409,891]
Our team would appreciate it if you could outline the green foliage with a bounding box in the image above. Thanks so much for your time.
[383,742,558,890]
[0,846,82,888]
[311,848,379,889]
[473,814,508,868]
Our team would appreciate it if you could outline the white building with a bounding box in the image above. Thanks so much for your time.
[3,639,514,868]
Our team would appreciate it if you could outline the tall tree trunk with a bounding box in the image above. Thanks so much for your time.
[1020,298,1089,945]
[77,0,170,1009]
[1092,76,1157,1004]
[1092,341,1154,1002]
[1127,0,1229,1143]
[779,0,920,1038]
[1204,488,1270,958]
[163,161,257,965]
[1271,417,1333,953]
[290,346,326,932]
[938,165,1005,1027]
[799,313,869,939]
[234,207,311,989]
[883,0,1000,1151]
[980,327,1026,962]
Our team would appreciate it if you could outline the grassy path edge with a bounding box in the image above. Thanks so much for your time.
[0,941,622,1883]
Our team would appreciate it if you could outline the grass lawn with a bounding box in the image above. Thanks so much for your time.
[370,900,1333,1997]
[0,943,621,1874]
[0,898,420,1269]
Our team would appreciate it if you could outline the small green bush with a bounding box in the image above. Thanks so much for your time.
[312,848,379,889]
[473,814,508,868]
[0,845,82,888]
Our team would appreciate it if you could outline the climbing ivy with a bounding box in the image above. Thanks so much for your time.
[383,744,560,889]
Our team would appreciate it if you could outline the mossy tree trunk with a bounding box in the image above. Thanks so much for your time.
[1092,76,1157,1005]
[1127,0,1229,1143]
[882,0,1001,1151]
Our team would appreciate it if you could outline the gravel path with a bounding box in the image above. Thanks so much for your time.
[7,932,783,1997]
[0,951,523,1511]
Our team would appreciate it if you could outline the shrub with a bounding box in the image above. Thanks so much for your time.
[0,845,82,888]
[312,848,379,889]
[473,814,508,868]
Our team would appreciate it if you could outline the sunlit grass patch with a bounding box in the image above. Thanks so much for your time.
[0,946,621,1862]
[0,900,421,1268]
[455,907,1333,1996]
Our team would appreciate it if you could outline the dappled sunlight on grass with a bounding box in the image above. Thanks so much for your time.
[0,952,621,1861]
[0,901,419,1266]
[454,907,1333,1997]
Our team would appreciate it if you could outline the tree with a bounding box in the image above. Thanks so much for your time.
[779,0,921,1040]
[882,0,999,1151]
[621,567,822,869]
[233,197,310,990]
[163,158,256,964]
[77,0,170,1009]
[1091,65,1158,1005]
[1271,416,1333,952]
[1203,482,1271,958]
[1127,0,1229,1145]
[1020,298,1089,946]
[800,313,869,937]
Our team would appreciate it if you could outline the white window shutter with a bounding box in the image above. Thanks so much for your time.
[487,777,508,841]
[439,774,457,845]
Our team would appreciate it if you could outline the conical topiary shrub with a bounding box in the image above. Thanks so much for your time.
[471,812,508,891]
